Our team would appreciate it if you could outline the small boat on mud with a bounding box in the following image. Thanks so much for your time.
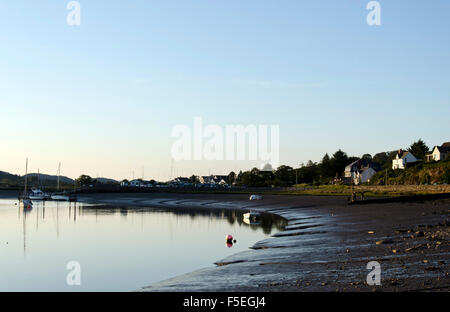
[249,194,262,201]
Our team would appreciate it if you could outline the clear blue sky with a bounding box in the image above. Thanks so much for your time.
[1,1,449,181]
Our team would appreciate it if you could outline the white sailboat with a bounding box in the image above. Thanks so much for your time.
[29,188,47,200]
[51,193,70,201]
[19,158,33,209]
[29,169,50,200]
[51,162,70,201]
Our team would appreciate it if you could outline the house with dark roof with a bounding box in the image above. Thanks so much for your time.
[170,177,190,186]
[344,159,381,184]
[199,175,228,185]
[425,142,450,162]
[392,149,419,170]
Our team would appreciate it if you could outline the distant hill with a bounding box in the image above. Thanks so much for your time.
[0,170,21,183]
[1,170,119,188]
[95,177,119,184]
[26,173,75,185]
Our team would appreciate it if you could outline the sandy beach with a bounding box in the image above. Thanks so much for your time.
[64,191,449,292]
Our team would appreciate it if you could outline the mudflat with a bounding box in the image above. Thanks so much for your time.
[73,191,449,292]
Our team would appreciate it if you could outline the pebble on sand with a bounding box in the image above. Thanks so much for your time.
[376,239,394,245]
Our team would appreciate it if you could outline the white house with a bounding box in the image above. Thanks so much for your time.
[359,167,377,184]
[344,159,380,185]
[425,142,450,162]
[392,150,418,170]
[199,175,228,185]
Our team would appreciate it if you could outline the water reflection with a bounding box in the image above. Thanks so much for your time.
[17,201,80,254]
[78,205,287,235]
[3,199,287,291]
[16,201,286,255]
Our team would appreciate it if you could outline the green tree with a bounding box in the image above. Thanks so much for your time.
[76,175,93,187]
[227,171,236,185]
[408,139,429,160]
[236,168,274,187]
[330,149,349,178]
[273,165,295,186]
[296,163,320,184]
[373,152,390,167]
[189,175,199,184]
[320,153,333,179]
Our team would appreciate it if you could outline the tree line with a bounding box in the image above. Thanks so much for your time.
[227,139,431,187]
[65,139,431,188]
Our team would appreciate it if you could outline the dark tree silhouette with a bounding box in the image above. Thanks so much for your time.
[408,139,429,160]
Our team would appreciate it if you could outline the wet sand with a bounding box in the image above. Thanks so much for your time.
[72,192,449,292]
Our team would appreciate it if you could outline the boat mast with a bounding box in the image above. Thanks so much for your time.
[24,158,28,197]
[56,162,61,192]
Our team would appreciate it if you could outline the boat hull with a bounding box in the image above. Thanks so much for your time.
[29,195,45,200]
[51,195,70,201]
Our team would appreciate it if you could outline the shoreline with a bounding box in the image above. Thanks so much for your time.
[2,190,448,291]
[75,192,449,292]
[3,183,450,198]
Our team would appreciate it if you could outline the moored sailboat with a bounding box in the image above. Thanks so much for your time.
[51,193,70,201]
[29,169,51,200]
[50,162,76,201]
[29,188,50,200]
[19,158,33,209]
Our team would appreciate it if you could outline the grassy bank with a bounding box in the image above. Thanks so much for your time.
[275,184,450,197]
[3,184,448,198]
[117,184,450,197]
[370,159,450,185]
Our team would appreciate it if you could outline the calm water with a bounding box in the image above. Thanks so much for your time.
[0,198,286,291]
